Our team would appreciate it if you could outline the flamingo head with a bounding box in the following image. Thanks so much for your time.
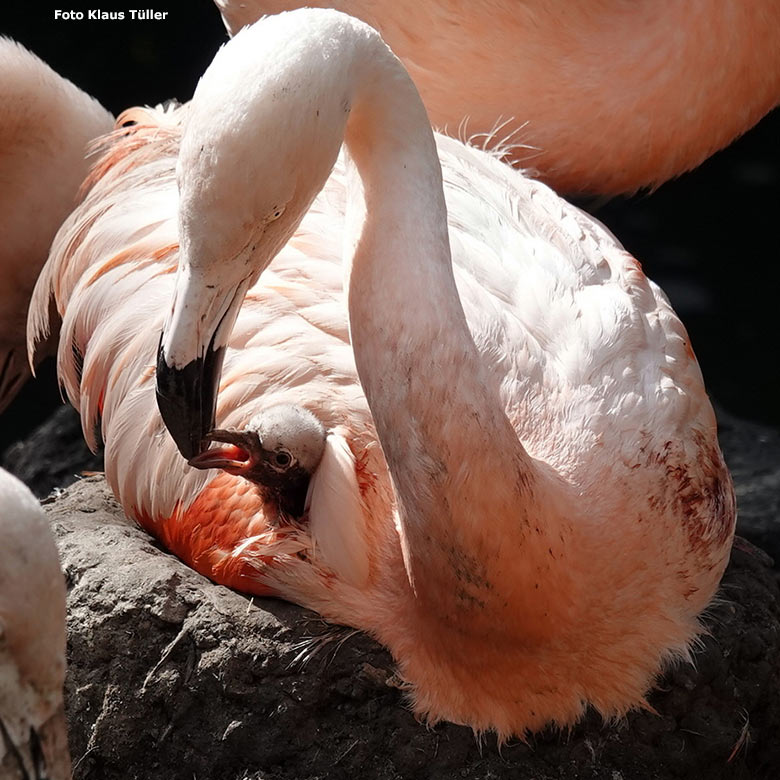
[187,404,326,518]
[155,11,359,459]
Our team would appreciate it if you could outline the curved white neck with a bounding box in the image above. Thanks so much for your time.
[340,34,538,608]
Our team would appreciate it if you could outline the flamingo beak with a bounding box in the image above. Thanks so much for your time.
[156,333,225,460]
[35,706,71,780]
[0,706,71,780]
[156,272,250,460]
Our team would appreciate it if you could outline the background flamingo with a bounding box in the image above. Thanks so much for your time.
[30,10,735,737]
[0,39,113,415]
[0,467,69,779]
[214,0,780,194]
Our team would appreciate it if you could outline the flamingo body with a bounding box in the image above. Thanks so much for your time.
[0,468,69,779]
[29,11,735,737]
[215,0,780,193]
[0,39,112,413]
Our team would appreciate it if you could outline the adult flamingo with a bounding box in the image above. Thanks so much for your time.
[0,39,113,413]
[214,0,780,193]
[0,468,69,779]
[29,11,735,737]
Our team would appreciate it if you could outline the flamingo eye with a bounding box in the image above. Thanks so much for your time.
[273,450,292,468]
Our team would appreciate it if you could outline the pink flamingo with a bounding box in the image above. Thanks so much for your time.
[29,10,735,737]
[0,39,112,413]
[214,0,780,193]
[0,467,69,779]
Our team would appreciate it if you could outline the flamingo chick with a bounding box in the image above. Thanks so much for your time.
[0,39,112,413]
[215,0,780,193]
[29,10,735,738]
[189,404,326,518]
[0,468,69,780]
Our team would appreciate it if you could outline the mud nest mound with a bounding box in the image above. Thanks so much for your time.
[44,476,779,780]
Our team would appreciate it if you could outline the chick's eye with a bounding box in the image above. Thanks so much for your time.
[273,450,291,468]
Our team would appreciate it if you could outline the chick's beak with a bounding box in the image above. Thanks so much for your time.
[187,429,261,476]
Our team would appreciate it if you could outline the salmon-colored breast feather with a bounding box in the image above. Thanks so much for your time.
[28,10,735,739]
[215,0,780,194]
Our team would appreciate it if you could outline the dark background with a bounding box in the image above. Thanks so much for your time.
[3,0,778,446]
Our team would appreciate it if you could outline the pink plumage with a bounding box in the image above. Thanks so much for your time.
[0,38,112,412]
[29,10,735,738]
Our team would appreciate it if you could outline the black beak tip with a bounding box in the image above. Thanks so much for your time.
[155,337,226,461]
[155,358,201,460]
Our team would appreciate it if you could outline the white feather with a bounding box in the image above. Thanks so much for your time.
[306,432,369,589]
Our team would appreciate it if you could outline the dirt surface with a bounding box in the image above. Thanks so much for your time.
[39,474,778,780]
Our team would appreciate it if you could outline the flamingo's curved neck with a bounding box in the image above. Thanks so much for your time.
[339,39,542,615]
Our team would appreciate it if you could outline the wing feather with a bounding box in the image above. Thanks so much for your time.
[306,432,370,589]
